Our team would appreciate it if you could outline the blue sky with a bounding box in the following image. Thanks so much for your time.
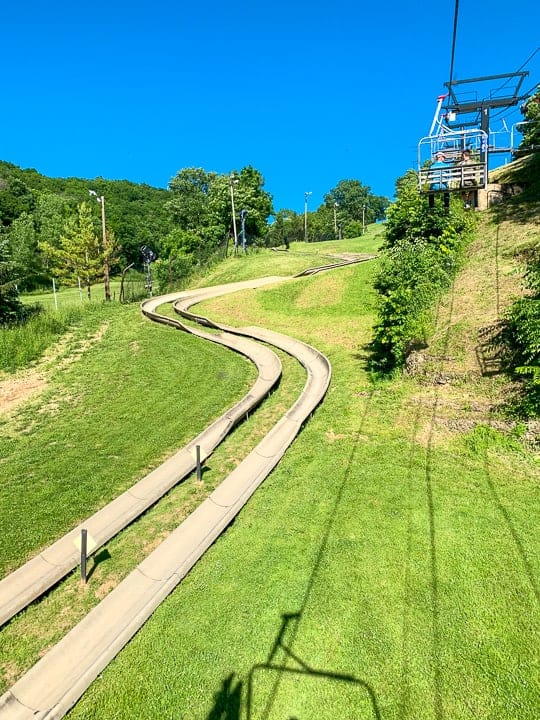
[2,1,538,213]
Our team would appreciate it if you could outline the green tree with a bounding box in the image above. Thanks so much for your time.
[324,179,388,226]
[519,85,540,151]
[7,212,48,290]
[308,206,335,242]
[166,168,216,231]
[102,225,121,301]
[371,170,475,370]
[0,177,35,227]
[40,202,101,299]
[501,244,540,415]
[265,210,303,247]
[166,165,273,257]
[34,192,70,251]
[0,236,25,325]
[206,166,274,252]
[234,166,274,240]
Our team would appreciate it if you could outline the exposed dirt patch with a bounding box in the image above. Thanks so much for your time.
[325,252,378,262]
[0,321,110,419]
[56,321,110,370]
[400,207,539,451]
[0,371,47,417]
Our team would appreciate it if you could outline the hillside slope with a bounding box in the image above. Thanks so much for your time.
[406,154,540,445]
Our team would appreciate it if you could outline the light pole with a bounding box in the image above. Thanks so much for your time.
[362,204,366,235]
[229,176,239,254]
[89,190,111,301]
[333,202,339,238]
[240,209,248,253]
[304,191,312,242]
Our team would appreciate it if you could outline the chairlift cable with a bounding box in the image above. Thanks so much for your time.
[515,45,539,73]
[490,80,540,122]
[447,0,460,92]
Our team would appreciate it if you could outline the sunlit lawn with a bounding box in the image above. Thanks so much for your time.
[1,227,537,719]
[69,253,538,720]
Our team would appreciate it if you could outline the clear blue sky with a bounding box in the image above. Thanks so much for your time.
[2,1,538,213]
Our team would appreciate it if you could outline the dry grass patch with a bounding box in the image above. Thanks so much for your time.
[399,391,504,448]
[295,274,344,309]
[0,321,110,419]
[325,430,350,442]
[55,321,110,369]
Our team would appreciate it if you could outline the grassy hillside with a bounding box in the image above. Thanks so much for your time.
[0,217,538,719]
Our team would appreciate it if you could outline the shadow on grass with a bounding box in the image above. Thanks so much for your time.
[251,391,380,718]
[85,548,111,582]
[481,453,540,605]
[207,673,242,720]
[246,613,381,720]
[422,286,458,720]
[206,391,381,719]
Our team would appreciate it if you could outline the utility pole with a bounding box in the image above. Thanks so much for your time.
[240,209,248,253]
[304,191,312,242]
[89,190,111,301]
[333,202,339,238]
[230,176,239,254]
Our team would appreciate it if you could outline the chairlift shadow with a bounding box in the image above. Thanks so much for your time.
[246,613,381,720]
[206,673,243,720]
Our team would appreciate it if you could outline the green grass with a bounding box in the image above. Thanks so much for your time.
[65,287,538,720]
[0,305,91,372]
[190,229,384,288]
[1,225,538,719]
[0,302,256,576]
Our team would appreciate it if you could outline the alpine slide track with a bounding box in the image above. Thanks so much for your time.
[0,255,374,719]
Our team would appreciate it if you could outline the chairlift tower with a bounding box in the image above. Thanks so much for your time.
[443,71,529,154]
[418,70,531,202]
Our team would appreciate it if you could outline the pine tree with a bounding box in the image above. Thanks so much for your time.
[39,202,101,299]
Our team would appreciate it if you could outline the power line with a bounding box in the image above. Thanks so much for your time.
[491,46,540,97]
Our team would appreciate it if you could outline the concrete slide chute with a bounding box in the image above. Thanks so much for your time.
[0,276,331,720]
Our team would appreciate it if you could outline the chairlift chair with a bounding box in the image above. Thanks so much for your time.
[418,128,488,206]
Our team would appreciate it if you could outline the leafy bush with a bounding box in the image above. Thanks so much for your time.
[519,85,540,151]
[371,171,475,370]
[0,236,26,326]
[501,247,540,415]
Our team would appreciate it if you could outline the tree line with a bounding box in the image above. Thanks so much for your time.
[0,160,388,324]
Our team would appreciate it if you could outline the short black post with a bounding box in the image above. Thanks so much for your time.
[196,445,202,482]
[80,528,88,583]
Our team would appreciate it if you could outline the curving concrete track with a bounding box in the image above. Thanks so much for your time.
[0,277,287,628]
[0,276,332,720]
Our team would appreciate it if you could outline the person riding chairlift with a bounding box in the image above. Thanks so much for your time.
[458,149,477,209]
[429,151,450,209]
